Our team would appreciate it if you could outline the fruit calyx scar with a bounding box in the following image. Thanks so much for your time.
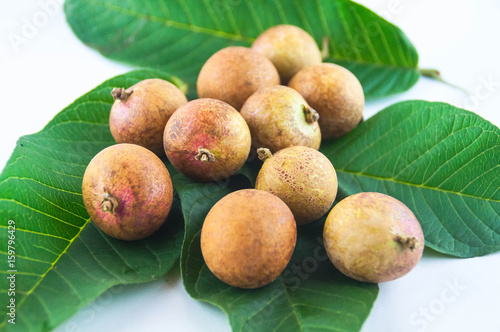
[195,147,216,162]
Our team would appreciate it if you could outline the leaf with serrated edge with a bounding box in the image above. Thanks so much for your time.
[64,0,419,99]
[0,70,185,331]
[174,174,378,332]
[321,100,500,257]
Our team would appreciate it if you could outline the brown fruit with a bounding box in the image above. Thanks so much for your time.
[201,189,297,288]
[197,46,280,110]
[323,192,424,283]
[109,78,188,155]
[240,85,321,153]
[252,25,322,84]
[82,144,173,241]
[255,146,337,225]
[163,98,251,182]
[289,63,364,139]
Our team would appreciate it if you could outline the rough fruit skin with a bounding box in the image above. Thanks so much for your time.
[82,144,173,241]
[109,78,188,155]
[256,146,337,225]
[163,98,251,182]
[323,192,424,283]
[201,189,297,289]
[252,25,322,84]
[289,63,364,139]
[197,46,280,110]
[240,85,321,153]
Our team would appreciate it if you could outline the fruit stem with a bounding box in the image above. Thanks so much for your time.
[394,235,417,251]
[321,36,329,60]
[419,68,470,95]
[256,148,273,161]
[195,147,215,162]
[303,105,319,123]
[101,192,118,214]
[111,87,133,101]
[171,76,189,95]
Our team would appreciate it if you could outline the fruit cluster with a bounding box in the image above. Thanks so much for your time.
[82,25,424,287]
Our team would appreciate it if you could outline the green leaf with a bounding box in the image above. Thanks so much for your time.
[175,174,378,332]
[321,100,500,258]
[64,0,420,99]
[0,70,186,331]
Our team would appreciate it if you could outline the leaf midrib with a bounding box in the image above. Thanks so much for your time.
[337,168,500,202]
[76,0,419,72]
[275,281,304,332]
[77,1,254,43]
[326,56,419,72]
[0,217,91,329]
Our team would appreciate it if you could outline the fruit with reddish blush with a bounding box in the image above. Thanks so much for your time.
[109,78,188,155]
[197,46,280,110]
[240,85,321,153]
[323,192,424,283]
[252,25,322,84]
[82,143,173,241]
[255,146,337,225]
[289,63,364,139]
[163,98,251,182]
[201,189,297,289]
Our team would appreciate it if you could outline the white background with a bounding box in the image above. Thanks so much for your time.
[1,1,500,331]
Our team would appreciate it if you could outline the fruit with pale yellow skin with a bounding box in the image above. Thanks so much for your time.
[82,144,173,241]
[252,24,322,84]
[197,46,280,110]
[240,85,321,153]
[109,78,188,155]
[289,63,364,139]
[323,192,424,283]
[201,189,297,289]
[255,146,337,225]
